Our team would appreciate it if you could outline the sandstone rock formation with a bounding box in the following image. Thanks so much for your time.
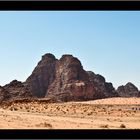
[86,71,118,99]
[0,80,32,102]
[1,53,139,103]
[117,82,140,97]
[26,53,57,97]
[0,86,11,102]
[25,53,118,102]
[4,80,32,98]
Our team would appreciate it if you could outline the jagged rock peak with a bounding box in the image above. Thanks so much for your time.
[26,53,57,97]
[25,52,118,101]
[60,54,79,61]
[60,54,74,59]
[117,82,139,97]
[59,54,83,68]
[125,82,138,88]
[87,71,95,75]
[42,53,56,60]
[4,80,23,88]
[120,82,139,91]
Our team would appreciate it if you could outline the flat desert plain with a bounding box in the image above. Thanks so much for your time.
[0,97,140,129]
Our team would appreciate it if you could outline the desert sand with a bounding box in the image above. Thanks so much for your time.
[0,97,140,129]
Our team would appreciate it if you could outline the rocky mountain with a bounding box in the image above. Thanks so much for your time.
[4,80,32,97]
[25,53,118,102]
[0,80,32,102]
[117,82,140,97]
[0,53,139,103]
[26,53,57,97]
[0,86,11,102]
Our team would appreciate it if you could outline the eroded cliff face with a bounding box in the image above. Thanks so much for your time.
[1,53,140,103]
[117,82,140,97]
[0,80,32,102]
[26,53,57,97]
[86,71,118,99]
[25,53,117,102]
[47,54,94,101]
[0,86,11,102]
[3,80,32,98]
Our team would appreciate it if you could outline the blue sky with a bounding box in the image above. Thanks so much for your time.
[0,11,140,89]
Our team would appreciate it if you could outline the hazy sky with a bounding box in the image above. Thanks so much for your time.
[0,11,140,89]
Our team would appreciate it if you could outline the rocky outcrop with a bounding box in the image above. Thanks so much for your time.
[25,53,117,102]
[0,80,32,103]
[86,71,118,99]
[1,53,140,103]
[0,86,11,102]
[26,53,57,97]
[3,80,32,99]
[47,54,94,101]
[117,82,140,97]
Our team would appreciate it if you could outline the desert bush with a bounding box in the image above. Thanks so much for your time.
[120,124,126,128]
[20,106,23,109]
[27,109,30,112]
[36,122,52,128]
[87,112,93,115]
[10,107,18,111]
[43,122,52,128]
[100,124,109,128]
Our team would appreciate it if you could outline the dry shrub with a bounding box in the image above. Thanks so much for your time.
[43,122,52,128]
[120,124,126,128]
[20,106,23,109]
[100,124,109,128]
[36,122,53,128]
[84,109,87,112]
[62,110,66,114]
[44,106,48,109]
[27,109,30,112]
[9,108,13,111]
[108,112,111,115]
[14,107,18,111]
[87,112,93,115]
[25,106,29,110]
[10,107,18,111]
[56,106,60,110]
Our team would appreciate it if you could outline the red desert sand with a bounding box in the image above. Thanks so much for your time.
[0,97,140,129]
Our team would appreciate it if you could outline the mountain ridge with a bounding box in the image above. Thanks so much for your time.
[0,53,139,103]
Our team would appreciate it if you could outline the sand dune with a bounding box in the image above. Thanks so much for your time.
[0,97,140,129]
[75,97,140,105]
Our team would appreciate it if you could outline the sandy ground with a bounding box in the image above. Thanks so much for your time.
[0,97,140,129]
[79,97,140,105]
